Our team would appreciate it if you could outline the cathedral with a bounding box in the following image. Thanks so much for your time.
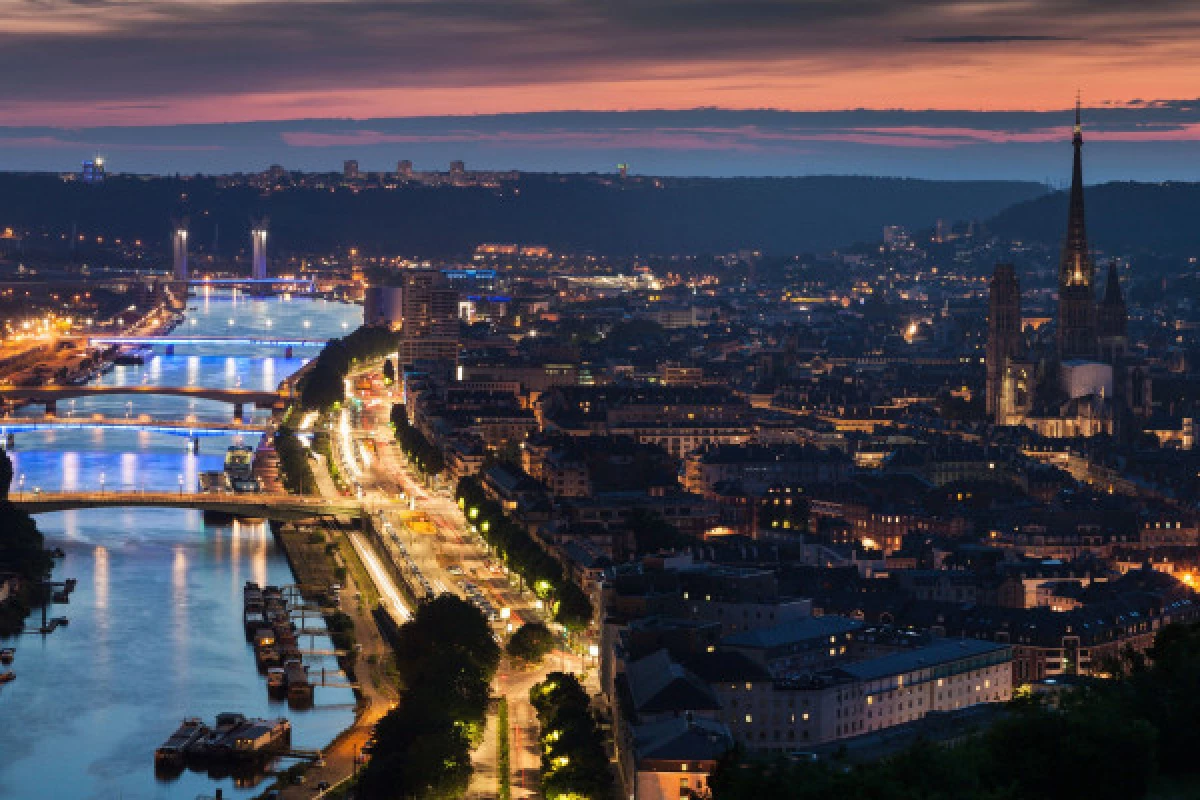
[987,102,1151,438]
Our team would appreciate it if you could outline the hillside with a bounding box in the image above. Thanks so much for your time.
[989,181,1200,257]
[0,173,1045,259]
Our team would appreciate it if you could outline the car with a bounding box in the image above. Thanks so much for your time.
[447,565,464,576]
[316,780,331,791]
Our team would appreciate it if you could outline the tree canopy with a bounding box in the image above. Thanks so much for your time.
[506,621,556,664]
[357,595,501,800]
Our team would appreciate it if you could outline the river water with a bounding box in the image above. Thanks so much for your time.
[0,289,363,799]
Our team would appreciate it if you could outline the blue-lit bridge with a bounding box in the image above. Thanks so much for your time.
[13,490,364,520]
[0,416,269,437]
[89,335,328,348]
[0,385,286,418]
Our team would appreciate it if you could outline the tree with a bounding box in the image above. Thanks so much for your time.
[357,595,500,800]
[506,622,555,664]
[0,496,53,636]
[0,449,11,499]
[628,509,691,555]
[382,357,396,384]
[530,672,612,800]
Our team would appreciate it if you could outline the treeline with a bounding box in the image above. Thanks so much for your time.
[0,172,1045,259]
[299,325,399,410]
[0,451,53,636]
[530,672,613,800]
[356,595,501,799]
[273,428,316,495]
[390,405,445,475]
[456,477,593,630]
[713,620,1200,800]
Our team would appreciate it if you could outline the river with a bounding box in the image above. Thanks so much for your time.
[0,289,363,799]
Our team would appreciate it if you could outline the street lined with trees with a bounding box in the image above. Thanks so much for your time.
[455,476,593,630]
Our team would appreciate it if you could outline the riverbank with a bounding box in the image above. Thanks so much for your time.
[264,516,398,798]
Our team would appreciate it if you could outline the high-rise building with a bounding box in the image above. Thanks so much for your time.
[81,157,106,184]
[449,160,466,183]
[396,269,459,365]
[343,159,360,182]
[397,160,414,180]
[1056,100,1098,361]
[250,219,269,280]
[171,219,189,282]
[986,263,1022,420]
[363,285,404,328]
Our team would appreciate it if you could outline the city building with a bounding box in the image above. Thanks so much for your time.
[250,219,269,281]
[81,157,106,183]
[363,285,404,328]
[395,269,460,365]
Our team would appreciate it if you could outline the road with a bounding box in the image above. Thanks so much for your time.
[336,371,600,799]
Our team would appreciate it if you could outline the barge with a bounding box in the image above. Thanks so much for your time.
[154,718,206,765]
[154,713,291,767]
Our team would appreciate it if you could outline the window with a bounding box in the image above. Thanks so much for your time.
[745,714,753,724]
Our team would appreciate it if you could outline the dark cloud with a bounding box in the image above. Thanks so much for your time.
[0,0,1196,108]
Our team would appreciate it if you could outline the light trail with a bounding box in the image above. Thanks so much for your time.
[349,531,411,621]
[338,408,362,480]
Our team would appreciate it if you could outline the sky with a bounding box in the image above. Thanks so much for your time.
[3,0,1200,178]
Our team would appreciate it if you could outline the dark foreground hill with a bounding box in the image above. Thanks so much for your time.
[989,181,1200,258]
[0,173,1044,259]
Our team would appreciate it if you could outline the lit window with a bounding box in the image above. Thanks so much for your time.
[745,714,753,724]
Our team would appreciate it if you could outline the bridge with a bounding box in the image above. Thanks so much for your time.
[0,416,269,438]
[13,490,364,520]
[190,278,317,291]
[0,385,285,418]
[89,336,328,348]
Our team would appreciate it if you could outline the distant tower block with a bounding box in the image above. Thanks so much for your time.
[251,220,269,280]
[171,221,189,281]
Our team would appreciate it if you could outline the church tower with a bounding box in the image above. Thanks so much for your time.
[1056,99,1098,361]
[1097,260,1128,364]
[986,263,1022,421]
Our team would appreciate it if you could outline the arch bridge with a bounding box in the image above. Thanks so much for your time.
[14,491,363,520]
[0,385,286,420]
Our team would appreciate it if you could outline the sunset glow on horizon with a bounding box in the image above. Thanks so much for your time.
[4,0,1200,175]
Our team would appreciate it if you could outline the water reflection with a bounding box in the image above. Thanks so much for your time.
[0,291,362,799]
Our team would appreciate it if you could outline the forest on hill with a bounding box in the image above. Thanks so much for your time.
[0,172,1044,259]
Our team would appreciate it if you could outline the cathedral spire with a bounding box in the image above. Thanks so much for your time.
[1056,96,1098,360]
[1062,94,1090,287]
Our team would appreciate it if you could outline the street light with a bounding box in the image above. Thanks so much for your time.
[178,473,184,496]
[18,473,24,498]
[99,471,106,495]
